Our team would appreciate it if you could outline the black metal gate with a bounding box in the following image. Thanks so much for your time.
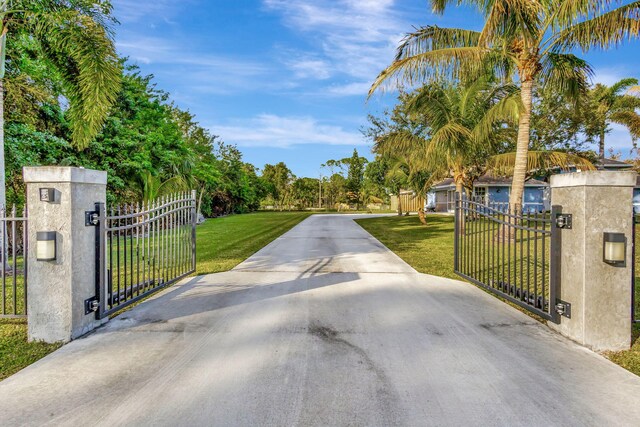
[633,214,639,323]
[1,205,28,318]
[454,196,561,323]
[88,192,197,319]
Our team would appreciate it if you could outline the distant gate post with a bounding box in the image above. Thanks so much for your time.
[23,167,107,343]
[549,170,636,351]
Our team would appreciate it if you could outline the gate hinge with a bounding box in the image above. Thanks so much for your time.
[554,213,572,229]
[555,299,571,318]
[84,296,99,314]
[85,210,100,226]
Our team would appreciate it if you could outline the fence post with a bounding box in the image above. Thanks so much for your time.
[23,167,108,343]
[548,170,636,351]
[191,189,197,272]
[454,192,459,272]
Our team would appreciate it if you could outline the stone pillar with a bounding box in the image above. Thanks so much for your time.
[23,167,108,343]
[549,171,636,351]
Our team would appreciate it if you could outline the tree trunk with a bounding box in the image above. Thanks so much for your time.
[455,178,465,235]
[418,208,427,225]
[599,128,606,160]
[508,78,533,216]
[397,191,403,216]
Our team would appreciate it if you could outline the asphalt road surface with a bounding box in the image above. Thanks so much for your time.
[1,214,640,426]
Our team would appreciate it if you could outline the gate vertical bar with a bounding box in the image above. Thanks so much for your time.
[191,190,197,272]
[454,193,459,272]
[632,211,637,322]
[94,202,106,319]
[549,205,561,323]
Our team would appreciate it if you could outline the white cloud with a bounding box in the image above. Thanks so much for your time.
[604,123,637,155]
[112,0,181,24]
[288,58,333,80]
[264,0,406,91]
[326,82,372,96]
[211,114,367,148]
[592,68,632,86]
[116,36,272,94]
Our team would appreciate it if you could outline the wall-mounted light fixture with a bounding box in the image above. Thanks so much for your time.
[603,232,626,266]
[36,231,57,261]
[39,188,57,203]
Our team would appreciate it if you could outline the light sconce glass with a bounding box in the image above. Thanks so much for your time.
[36,231,57,261]
[603,232,626,266]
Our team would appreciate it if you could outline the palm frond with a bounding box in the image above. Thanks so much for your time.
[33,9,121,149]
[395,26,481,61]
[550,1,640,53]
[374,130,429,161]
[610,110,640,138]
[471,92,522,144]
[369,47,490,96]
[539,52,593,100]
[479,0,542,46]
[609,77,640,96]
[487,151,596,176]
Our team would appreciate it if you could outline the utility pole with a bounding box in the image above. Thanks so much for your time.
[318,176,322,209]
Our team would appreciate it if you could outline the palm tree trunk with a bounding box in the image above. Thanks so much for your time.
[599,129,606,160]
[508,78,533,216]
[455,178,465,235]
[397,191,403,216]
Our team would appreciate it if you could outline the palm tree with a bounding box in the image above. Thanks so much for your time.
[0,0,121,211]
[136,171,190,203]
[586,78,640,158]
[376,79,521,197]
[370,0,640,212]
[375,79,521,232]
[375,79,595,234]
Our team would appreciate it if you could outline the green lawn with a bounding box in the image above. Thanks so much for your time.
[356,214,457,279]
[356,213,640,377]
[0,211,310,381]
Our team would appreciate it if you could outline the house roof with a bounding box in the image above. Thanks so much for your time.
[432,175,547,190]
[595,158,633,169]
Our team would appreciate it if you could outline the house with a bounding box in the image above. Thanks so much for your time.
[426,158,640,213]
[427,176,548,213]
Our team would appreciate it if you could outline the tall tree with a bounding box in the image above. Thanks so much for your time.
[376,79,521,197]
[370,0,640,211]
[345,149,367,209]
[585,78,640,158]
[0,0,121,210]
[261,162,295,210]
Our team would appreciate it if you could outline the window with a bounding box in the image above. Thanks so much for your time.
[473,186,487,203]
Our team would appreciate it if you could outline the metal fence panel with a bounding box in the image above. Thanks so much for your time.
[633,214,639,323]
[1,205,28,318]
[454,195,559,322]
[95,192,196,319]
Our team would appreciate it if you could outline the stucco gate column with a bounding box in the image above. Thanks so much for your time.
[23,166,108,343]
[549,170,636,351]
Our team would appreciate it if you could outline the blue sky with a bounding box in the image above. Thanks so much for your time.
[112,0,640,178]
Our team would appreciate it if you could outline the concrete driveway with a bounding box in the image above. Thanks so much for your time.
[1,214,640,426]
